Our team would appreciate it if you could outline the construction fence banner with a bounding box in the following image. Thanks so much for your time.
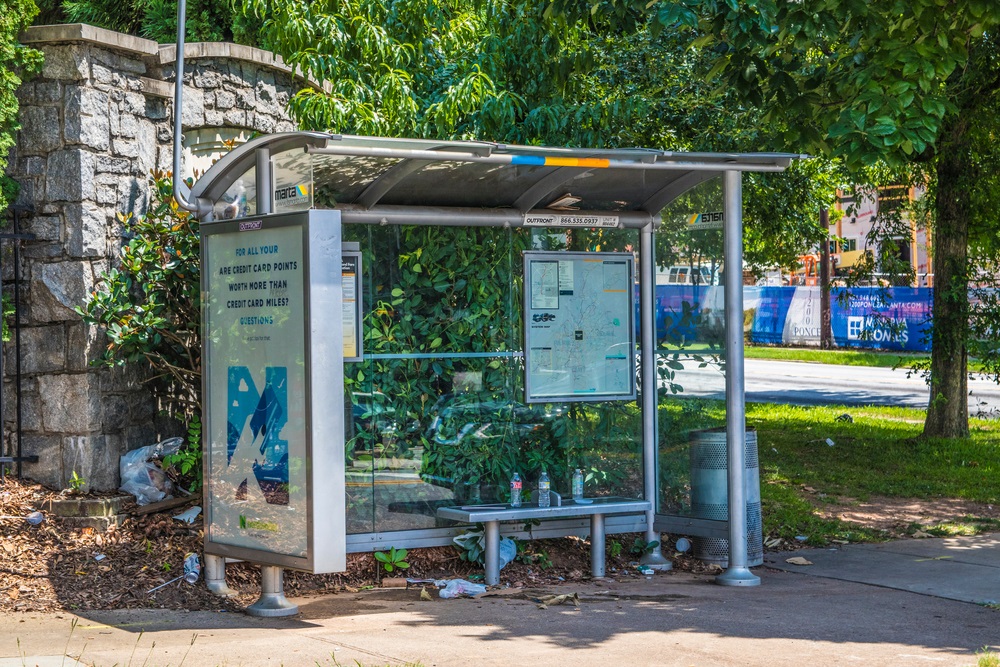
[649,286,933,352]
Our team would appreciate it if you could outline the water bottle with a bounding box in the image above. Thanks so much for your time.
[537,470,550,508]
[510,472,522,507]
[572,468,584,501]
[183,553,201,584]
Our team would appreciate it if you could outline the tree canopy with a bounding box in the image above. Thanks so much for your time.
[639,0,1000,437]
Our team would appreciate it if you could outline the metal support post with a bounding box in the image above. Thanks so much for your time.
[484,520,501,585]
[204,554,236,597]
[590,514,606,578]
[639,223,670,570]
[246,565,298,617]
[716,170,759,587]
[255,148,273,216]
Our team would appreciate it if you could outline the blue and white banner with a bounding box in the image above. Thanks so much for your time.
[648,286,933,352]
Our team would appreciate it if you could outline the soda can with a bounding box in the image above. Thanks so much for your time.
[183,552,201,584]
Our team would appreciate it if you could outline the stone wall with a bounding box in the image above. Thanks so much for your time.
[6,24,310,490]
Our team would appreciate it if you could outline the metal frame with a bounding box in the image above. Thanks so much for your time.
[0,208,37,481]
[522,251,636,404]
[201,212,343,570]
[438,498,651,584]
[345,514,648,553]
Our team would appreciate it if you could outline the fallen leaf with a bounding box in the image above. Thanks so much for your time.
[8,588,18,600]
[419,587,433,602]
[786,557,813,566]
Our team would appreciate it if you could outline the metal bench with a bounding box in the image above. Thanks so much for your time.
[438,496,651,585]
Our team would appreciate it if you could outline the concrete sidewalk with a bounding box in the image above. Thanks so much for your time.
[4,535,999,667]
[765,532,1000,605]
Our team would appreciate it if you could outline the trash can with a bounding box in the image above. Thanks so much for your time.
[689,428,763,567]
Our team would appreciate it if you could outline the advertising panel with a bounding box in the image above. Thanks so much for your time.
[202,210,346,573]
[523,251,636,403]
[342,251,363,362]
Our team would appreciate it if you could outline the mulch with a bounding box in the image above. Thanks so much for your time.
[0,478,717,614]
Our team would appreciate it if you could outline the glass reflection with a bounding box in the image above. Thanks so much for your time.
[342,223,643,534]
[654,176,727,517]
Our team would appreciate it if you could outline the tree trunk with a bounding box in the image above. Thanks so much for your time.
[923,119,971,439]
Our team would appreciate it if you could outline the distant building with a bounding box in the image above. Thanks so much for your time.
[829,185,932,287]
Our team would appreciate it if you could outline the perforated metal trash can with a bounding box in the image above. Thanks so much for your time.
[689,428,763,567]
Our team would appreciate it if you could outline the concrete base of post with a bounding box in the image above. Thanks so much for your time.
[246,565,299,617]
[204,554,237,597]
[640,529,672,571]
[716,566,761,587]
[639,546,673,571]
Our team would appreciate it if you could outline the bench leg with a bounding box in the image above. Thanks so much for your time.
[484,520,501,586]
[590,514,606,578]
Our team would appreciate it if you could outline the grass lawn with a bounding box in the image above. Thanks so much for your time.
[661,399,1000,546]
[743,346,930,368]
[750,402,1000,543]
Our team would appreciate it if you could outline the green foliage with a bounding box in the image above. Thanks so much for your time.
[1,292,15,343]
[1,0,43,218]
[627,0,1000,437]
[163,413,203,492]
[76,171,201,418]
[608,539,623,559]
[976,648,1000,667]
[661,1,1000,170]
[629,537,659,557]
[454,526,486,564]
[57,0,265,44]
[68,470,85,492]
[373,546,410,573]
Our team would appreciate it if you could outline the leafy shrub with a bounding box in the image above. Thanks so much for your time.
[374,546,410,574]
[77,170,201,417]
[77,171,203,487]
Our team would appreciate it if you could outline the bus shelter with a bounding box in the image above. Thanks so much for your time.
[188,132,798,614]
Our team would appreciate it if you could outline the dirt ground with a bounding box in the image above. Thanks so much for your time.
[810,493,1000,535]
[2,478,997,614]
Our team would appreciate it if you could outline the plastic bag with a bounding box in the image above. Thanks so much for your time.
[439,579,487,598]
[119,437,184,505]
[498,537,517,570]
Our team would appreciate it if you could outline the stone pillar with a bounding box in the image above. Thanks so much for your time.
[6,24,313,491]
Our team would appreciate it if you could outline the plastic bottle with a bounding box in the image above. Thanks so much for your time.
[183,552,201,584]
[510,472,522,507]
[537,470,550,508]
[572,468,584,501]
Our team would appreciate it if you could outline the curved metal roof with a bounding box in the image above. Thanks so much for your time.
[190,132,801,226]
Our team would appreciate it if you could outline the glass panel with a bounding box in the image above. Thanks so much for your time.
[271,149,313,213]
[340,222,643,534]
[344,224,375,534]
[213,166,256,220]
[378,162,551,208]
[654,176,727,517]
[312,155,403,207]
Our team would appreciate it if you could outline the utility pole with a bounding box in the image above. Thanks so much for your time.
[819,208,833,349]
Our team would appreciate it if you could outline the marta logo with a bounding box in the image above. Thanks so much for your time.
[274,183,310,201]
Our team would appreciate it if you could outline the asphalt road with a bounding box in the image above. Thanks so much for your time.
[673,357,1000,416]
